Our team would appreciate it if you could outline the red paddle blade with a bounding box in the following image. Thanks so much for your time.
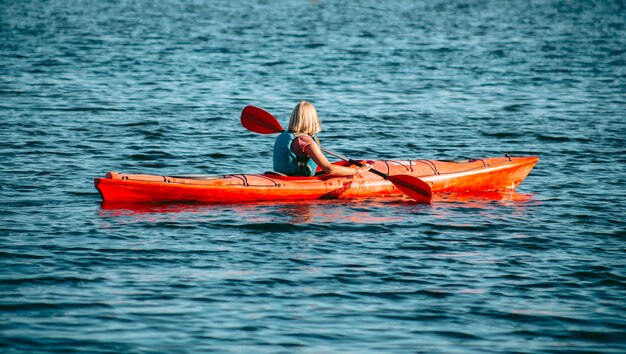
[241,105,284,134]
[388,175,432,204]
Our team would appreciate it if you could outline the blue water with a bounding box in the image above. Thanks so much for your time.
[1,0,625,352]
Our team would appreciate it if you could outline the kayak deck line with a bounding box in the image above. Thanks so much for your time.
[111,157,534,184]
[423,156,538,182]
[95,156,539,203]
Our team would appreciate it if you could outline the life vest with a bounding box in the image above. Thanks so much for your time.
[273,131,320,176]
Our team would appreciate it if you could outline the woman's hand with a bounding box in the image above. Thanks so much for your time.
[356,163,372,176]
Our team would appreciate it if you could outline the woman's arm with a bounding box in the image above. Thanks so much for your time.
[304,143,370,177]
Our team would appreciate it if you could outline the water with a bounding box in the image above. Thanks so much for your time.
[1,0,625,352]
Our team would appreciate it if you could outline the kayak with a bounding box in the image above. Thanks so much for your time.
[94,156,538,203]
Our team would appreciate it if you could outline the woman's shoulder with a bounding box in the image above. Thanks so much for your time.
[291,134,316,154]
[295,134,315,144]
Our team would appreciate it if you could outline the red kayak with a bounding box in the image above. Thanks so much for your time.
[94,156,538,203]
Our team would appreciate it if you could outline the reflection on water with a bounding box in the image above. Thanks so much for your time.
[434,191,536,207]
[98,191,535,224]
[99,199,405,224]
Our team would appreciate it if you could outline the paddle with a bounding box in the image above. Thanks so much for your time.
[240,105,432,203]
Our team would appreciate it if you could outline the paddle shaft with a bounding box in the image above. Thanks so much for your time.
[322,146,431,200]
[321,147,389,179]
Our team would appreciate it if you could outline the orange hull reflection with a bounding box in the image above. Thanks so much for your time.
[98,191,535,225]
[98,199,408,224]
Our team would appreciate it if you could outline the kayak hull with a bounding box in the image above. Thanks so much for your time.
[94,156,538,203]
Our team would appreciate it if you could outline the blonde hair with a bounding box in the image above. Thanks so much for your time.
[288,101,321,134]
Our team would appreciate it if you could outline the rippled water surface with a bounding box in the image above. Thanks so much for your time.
[1,0,625,352]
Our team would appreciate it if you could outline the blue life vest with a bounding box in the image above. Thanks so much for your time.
[273,131,320,176]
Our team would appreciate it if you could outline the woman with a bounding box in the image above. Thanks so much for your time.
[273,101,371,177]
